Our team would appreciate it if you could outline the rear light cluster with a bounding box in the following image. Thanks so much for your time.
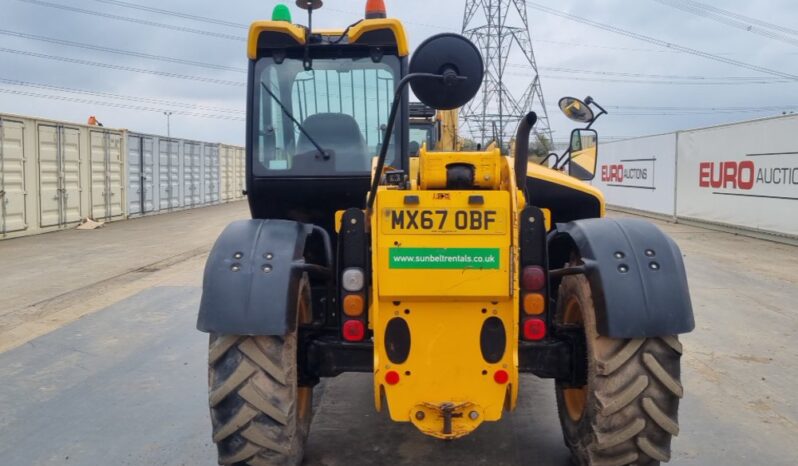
[521,265,547,341]
[341,267,367,342]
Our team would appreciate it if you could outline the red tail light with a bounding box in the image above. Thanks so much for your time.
[342,320,365,342]
[522,318,546,341]
[521,266,545,291]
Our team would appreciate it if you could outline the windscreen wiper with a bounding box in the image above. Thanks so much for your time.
[260,82,330,160]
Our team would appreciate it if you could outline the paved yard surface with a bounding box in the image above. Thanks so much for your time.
[0,203,796,465]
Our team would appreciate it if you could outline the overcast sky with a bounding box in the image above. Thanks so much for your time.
[1,0,797,146]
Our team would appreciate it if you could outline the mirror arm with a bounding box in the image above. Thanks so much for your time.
[585,96,608,129]
[555,147,573,171]
[540,152,558,166]
[366,73,452,211]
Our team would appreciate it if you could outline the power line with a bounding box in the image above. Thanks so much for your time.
[14,0,245,42]
[0,77,245,114]
[652,0,798,37]
[0,29,246,73]
[514,63,790,82]
[652,0,798,48]
[671,0,798,37]
[0,47,246,87]
[524,1,798,81]
[514,72,791,86]
[88,0,249,29]
[0,88,245,121]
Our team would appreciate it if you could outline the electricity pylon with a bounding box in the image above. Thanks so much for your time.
[461,0,553,151]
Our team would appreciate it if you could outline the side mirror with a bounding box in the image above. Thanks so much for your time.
[409,33,484,110]
[568,129,598,181]
[559,97,595,123]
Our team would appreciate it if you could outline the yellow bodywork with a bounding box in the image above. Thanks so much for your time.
[437,109,461,151]
[368,145,603,439]
[248,18,409,59]
[370,154,520,439]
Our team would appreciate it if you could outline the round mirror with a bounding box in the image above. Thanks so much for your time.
[409,33,484,111]
[559,97,595,123]
[296,0,323,10]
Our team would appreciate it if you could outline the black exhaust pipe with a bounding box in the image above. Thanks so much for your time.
[514,112,537,203]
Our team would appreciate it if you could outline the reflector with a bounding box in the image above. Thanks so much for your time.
[493,369,509,385]
[385,370,400,385]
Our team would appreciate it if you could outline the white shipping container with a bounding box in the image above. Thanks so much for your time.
[127,133,158,216]
[38,123,83,228]
[182,140,202,208]
[220,144,236,202]
[591,133,678,217]
[203,143,220,205]
[235,146,246,200]
[89,129,125,222]
[0,113,129,240]
[159,138,181,210]
[0,117,28,235]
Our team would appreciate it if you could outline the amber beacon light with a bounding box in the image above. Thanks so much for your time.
[365,0,387,18]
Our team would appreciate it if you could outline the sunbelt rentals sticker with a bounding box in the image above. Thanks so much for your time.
[389,248,500,270]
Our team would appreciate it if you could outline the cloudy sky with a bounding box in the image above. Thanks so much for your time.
[1,0,797,146]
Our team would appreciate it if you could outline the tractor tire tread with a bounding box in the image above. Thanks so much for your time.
[555,274,683,466]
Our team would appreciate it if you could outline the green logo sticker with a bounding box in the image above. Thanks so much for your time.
[389,248,501,270]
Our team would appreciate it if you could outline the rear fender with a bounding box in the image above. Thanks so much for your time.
[550,218,695,338]
[197,219,314,335]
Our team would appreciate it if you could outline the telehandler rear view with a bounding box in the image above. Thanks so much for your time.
[197,2,694,465]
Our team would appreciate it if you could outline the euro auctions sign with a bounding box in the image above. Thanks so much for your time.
[697,158,798,199]
[601,161,655,189]
[676,115,798,237]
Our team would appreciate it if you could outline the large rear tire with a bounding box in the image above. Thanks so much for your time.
[207,276,313,466]
[555,274,684,466]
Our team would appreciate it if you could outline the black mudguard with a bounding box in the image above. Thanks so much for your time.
[552,218,695,338]
[197,219,312,335]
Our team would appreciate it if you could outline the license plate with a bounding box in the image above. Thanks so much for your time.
[381,208,506,235]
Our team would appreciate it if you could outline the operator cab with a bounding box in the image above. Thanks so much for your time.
[246,2,409,235]
[409,102,437,156]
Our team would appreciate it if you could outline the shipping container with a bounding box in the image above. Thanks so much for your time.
[203,143,220,205]
[37,122,83,228]
[158,138,181,211]
[89,129,125,221]
[127,133,157,216]
[0,113,129,240]
[182,140,203,208]
[0,116,28,236]
[220,144,237,202]
[235,146,246,200]
[1,112,245,240]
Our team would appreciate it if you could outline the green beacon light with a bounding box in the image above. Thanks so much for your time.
[272,4,292,22]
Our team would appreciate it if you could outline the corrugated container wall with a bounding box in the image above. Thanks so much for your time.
[126,135,243,218]
[2,112,246,240]
[1,113,127,240]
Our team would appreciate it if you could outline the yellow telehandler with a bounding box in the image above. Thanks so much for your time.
[197,2,694,464]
